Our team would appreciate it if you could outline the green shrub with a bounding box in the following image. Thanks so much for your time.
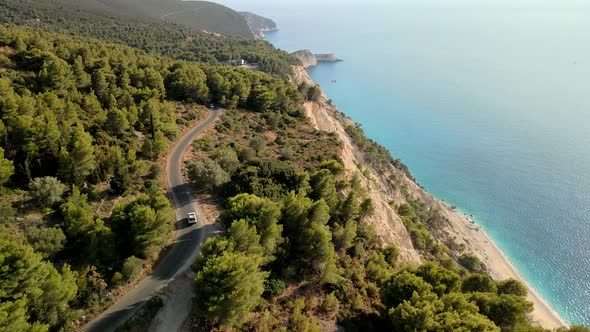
[461,274,497,293]
[25,226,66,259]
[497,279,527,297]
[122,256,144,282]
[264,278,286,298]
[459,253,487,274]
[111,272,124,285]
[321,292,339,314]
[28,176,66,208]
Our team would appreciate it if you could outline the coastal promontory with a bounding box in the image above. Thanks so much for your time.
[292,49,342,68]
[240,11,279,38]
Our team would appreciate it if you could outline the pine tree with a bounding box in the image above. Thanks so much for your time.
[221,193,283,262]
[0,298,46,332]
[333,219,357,251]
[38,57,74,97]
[194,250,268,328]
[228,219,264,257]
[61,187,113,260]
[165,64,209,102]
[105,108,130,137]
[109,148,131,195]
[72,56,91,90]
[0,233,77,330]
[58,125,95,184]
[0,147,14,186]
[309,169,338,210]
[339,192,360,221]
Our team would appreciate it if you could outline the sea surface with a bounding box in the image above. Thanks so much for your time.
[220,0,590,324]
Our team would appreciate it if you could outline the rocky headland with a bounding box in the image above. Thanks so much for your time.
[292,49,343,68]
[240,11,279,39]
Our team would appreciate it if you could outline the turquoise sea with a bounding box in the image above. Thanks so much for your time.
[221,0,590,324]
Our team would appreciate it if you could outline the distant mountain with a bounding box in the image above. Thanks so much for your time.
[62,0,256,38]
[63,0,280,39]
[0,0,298,76]
[0,0,280,39]
[240,11,278,38]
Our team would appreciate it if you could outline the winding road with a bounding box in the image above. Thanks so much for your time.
[83,109,222,332]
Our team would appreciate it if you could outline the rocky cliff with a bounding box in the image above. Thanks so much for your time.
[240,11,278,39]
[291,50,318,68]
[292,50,342,68]
[291,66,421,263]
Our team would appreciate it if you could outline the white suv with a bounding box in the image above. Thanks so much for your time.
[187,212,197,224]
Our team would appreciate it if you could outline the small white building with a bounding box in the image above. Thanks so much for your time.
[227,59,246,66]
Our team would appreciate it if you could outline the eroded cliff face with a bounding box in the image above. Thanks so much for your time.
[293,64,491,260]
[292,65,488,265]
[291,66,566,328]
[292,66,422,264]
[292,50,318,69]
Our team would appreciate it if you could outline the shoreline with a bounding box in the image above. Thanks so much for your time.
[293,64,568,329]
[452,209,568,328]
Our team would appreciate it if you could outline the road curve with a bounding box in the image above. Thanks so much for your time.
[83,109,221,332]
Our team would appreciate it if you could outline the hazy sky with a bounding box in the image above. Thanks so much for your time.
[216,0,589,11]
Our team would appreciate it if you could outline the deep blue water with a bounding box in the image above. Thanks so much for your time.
[220,0,590,324]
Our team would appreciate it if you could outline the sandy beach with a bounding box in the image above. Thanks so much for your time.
[444,209,567,329]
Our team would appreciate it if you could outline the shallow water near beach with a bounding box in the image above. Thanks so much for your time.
[221,0,590,324]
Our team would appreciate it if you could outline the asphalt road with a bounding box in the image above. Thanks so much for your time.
[83,109,221,332]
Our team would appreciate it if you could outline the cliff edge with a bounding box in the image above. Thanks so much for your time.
[290,65,566,329]
[292,50,342,68]
[292,50,318,69]
[291,66,421,263]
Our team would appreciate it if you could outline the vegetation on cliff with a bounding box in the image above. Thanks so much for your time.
[241,11,278,38]
[0,0,298,76]
[186,77,586,331]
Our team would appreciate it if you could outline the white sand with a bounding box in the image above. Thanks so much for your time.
[445,210,567,328]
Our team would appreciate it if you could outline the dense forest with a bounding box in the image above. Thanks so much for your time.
[0,25,303,331]
[55,0,257,38]
[0,0,298,77]
[0,2,588,331]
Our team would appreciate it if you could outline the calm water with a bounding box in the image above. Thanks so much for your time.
[220,0,590,324]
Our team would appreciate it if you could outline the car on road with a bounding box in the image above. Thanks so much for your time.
[187,212,197,224]
[209,103,215,110]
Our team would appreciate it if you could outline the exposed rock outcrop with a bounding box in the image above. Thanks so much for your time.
[292,50,342,68]
[291,66,421,264]
[292,50,318,68]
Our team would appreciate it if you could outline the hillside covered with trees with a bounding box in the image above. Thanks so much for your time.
[61,0,256,38]
[0,1,588,331]
[184,92,588,332]
[0,24,304,331]
[0,0,298,76]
